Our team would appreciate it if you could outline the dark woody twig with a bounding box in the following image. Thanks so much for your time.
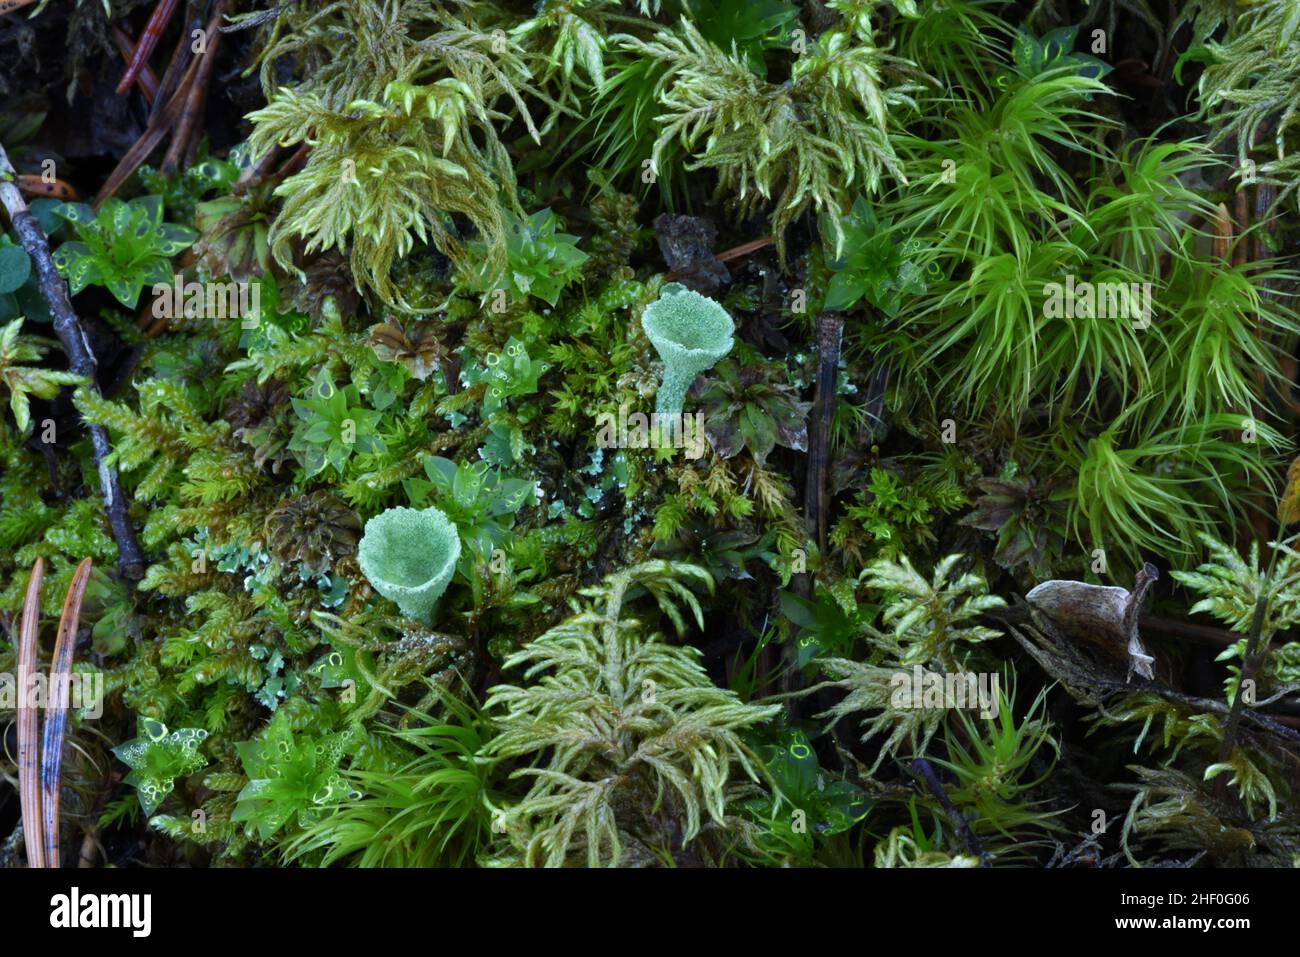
[111,26,160,105]
[1216,585,1271,769]
[94,0,229,209]
[162,0,228,175]
[782,315,843,708]
[0,145,146,579]
[93,51,202,207]
[148,3,202,124]
[116,0,183,96]
[911,757,991,866]
[1138,613,1235,648]
[804,314,843,555]
[662,236,774,283]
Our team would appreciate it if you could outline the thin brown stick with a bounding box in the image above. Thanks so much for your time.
[1232,189,1250,269]
[111,26,161,105]
[912,758,990,866]
[1252,184,1279,265]
[116,0,182,96]
[1218,591,1271,768]
[148,4,201,123]
[662,236,774,283]
[714,236,774,263]
[272,142,312,183]
[162,1,226,175]
[804,315,843,554]
[234,142,284,192]
[229,141,311,199]
[780,315,842,705]
[41,558,93,868]
[183,79,210,169]
[0,147,146,579]
[17,558,45,869]
[93,51,203,208]
[162,61,208,174]
[1139,613,1235,648]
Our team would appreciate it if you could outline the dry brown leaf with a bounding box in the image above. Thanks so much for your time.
[1278,455,1300,526]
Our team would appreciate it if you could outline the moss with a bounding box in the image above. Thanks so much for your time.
[3,0,1300,873]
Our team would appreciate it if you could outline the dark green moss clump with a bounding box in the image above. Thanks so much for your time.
[1,0,1299,870]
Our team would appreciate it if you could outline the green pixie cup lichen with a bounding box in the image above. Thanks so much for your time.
[356,506,461,623]
[641,283,735,417]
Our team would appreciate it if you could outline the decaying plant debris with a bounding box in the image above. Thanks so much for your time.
[1,0,1300,870]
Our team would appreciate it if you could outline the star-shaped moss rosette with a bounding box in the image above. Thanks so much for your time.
[356,505,461,623]
[232,714,359,841]
[641,282,735,418]
[690,358,810,465]
[112,718,210,815]
[264,490,363,576]
[961,472,1069,580]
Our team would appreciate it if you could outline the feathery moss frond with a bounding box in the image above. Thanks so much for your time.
[628,17,923,259]
[482,560,779,866]
[861,552,1005,669]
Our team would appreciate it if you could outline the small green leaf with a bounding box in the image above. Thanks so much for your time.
[0,245,31,294]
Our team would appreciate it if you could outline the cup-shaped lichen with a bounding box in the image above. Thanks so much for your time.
[641,283,735,417]
[356,506,461,623]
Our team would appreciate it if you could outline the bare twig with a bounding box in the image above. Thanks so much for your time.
[233,142,284,192]
[1007,620,1300,749]
[804,315,843,554]
[111,25,161,105]
[162,0,227,174]
[781,315,843,708]
[149,4,202,123]
[1139,613,1235,648]
[714,236,774,264]
[93,48,202,207]
[662,236,773,283]
[911,757,991,866]
[116,0,182,96]
[95,1,228,205]
[1217,584,1272,767]
[0,147,146,579]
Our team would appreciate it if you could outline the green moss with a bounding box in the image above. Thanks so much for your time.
[5,0,1300,873]
[112,718,210,815]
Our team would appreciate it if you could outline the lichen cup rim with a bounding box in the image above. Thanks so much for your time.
[356,505,461,622]
[641,283,735,377]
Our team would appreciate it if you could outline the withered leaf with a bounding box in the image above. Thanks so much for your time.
[1278,454,1300,527]
[368,320,447,381]
[1026,563,1158,682]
